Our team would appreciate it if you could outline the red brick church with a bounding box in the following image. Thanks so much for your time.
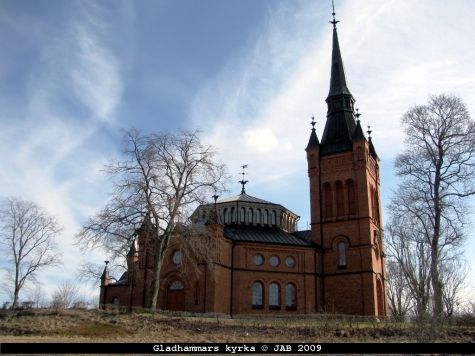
[99,13,387,316]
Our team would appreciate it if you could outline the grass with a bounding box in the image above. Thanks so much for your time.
[0,308,474,344]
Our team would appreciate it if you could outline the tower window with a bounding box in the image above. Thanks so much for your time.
[347,180,356,216]
[240,207,245,223]
[248,208,253,223]
[256,209,261,224]
[271,210,276,225]
[324,183,332,218]
[336,181,344,217]
[338,242,346,268]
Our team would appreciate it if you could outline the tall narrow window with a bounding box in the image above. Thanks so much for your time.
[374,191,381,225]
[347,180,356,216]
[224,208,229,224]
[248,208,253,223]
[324,184,332,218]
[271,210,276,225]
[231,207,236,222]
[269,283,280,309]
[252,282,263,308]
[256,209,261,224]
[285,284,296,310]
[263,210,268,224]
[195,281,200,305]
[240,207,245,223]
[336,181,344,217]
[339,242,346,267]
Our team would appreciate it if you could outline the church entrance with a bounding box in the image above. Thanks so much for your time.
[167,280,185,311]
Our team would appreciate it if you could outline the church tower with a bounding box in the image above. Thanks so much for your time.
[306,9,387,316]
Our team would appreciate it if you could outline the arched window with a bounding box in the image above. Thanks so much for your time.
[112,297,119,309]
[231,207,236,222]
[263,210,268,224]
[347,180,356,216]
[202,211,208,223]
[252,282,263,309]
[248,208,253,223]
[271,210,276,225]
[269,283,280,310]
[224,208,229,224]
[256,209,261,224]
[285,284,296,310]
[336,181,344,217]
[169,280,184,290]
[376,279,384,316]
[339,242,346,267]
[240,207,245,223]
[324,183,332,218]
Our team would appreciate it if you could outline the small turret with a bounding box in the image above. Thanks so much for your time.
[100,261,110,287]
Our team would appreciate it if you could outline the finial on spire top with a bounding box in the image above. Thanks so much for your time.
[355,107,361,121]
[367,124,372,140]
[238,165,249,195]
[330,0,340,29]
[212,194,219,203]
[310,116,316,129]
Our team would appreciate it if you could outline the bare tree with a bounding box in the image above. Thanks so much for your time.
[386,258,411,321]
[51,280,81,309]
[76,128,229,310]
[386,215,433,317]
[25,283,47,308]
[0,197,62,310]
[440,258,471,317]
[389,94,475,316]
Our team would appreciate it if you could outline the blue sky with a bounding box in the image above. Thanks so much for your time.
[1,0,475,304]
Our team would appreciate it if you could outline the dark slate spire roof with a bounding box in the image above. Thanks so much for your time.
[353,119,366,141]
[100,261,110,280]
[327,27,351,99]
[320,16,358,156]
[306,118,320,150]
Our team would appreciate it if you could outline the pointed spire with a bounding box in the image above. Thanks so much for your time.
[100,260,110,286]
[127,241,136,258]
[353,108,366,141]
[206,194,223,225]
[327,12,351,99]
[367,124,379,159]
[306,117,320,149]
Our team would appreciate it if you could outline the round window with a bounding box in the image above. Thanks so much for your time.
[253,255,263,266]
[270,256,279,267]
[285,257,295,268]
[172,250,183,265]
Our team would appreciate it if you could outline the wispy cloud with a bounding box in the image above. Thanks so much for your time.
[0,2,128,298]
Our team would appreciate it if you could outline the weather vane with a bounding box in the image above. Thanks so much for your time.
[355,107,361,121]
[329,0,339,29]
[310,116,316,129]
[238,164,249,195]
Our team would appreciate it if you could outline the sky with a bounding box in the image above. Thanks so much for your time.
[1,0,475,306]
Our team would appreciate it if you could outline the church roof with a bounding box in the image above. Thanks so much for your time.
[217,193,275,205]
[224,225,311,246]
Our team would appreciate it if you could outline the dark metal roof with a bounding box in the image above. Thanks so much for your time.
[327,28,351,98]
[306,128,320,150]
[224,225,311,246]
[353,119,366,141]
[320,110,356,155]
[217,193,275,205]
